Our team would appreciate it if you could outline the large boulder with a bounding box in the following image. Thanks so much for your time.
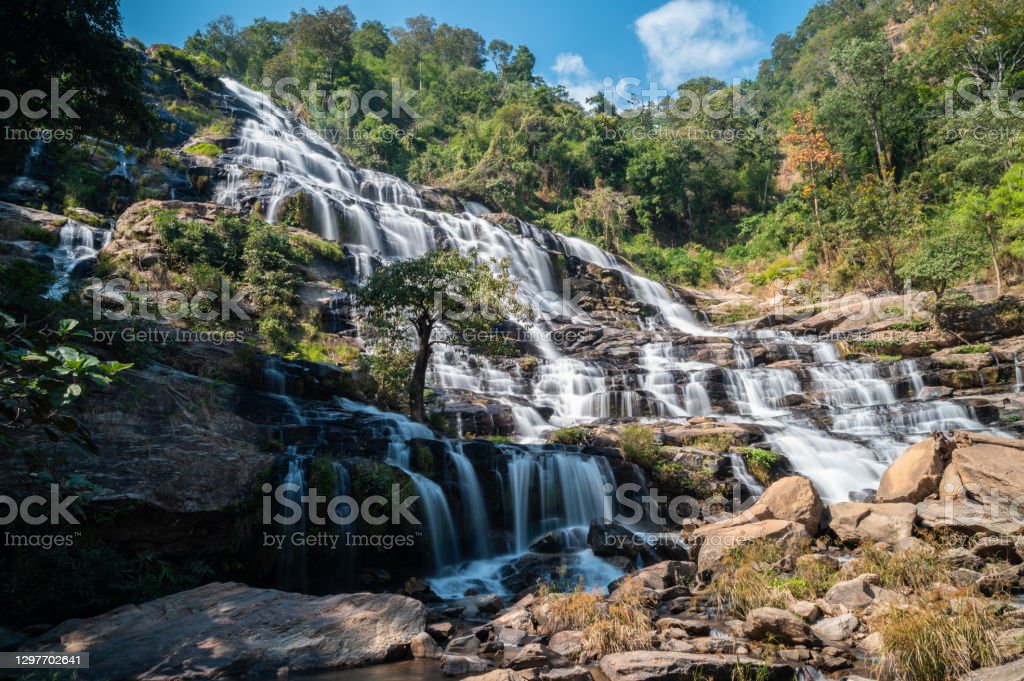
[917,499,1024,536]
[742,607,815,646]
[827,502,917,544]
[810,613,859,641]
[967,657,1024,681]
[599,651,790,681]
[695,519,808,572]
[950,442,1024,506]
[36,582,428,679]
[876,435,951,503]
[693,476,823,537]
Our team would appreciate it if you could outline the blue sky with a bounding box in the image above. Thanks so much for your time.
[122,0,817,96]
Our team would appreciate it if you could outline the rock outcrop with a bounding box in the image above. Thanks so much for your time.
[876,435,951,503]
[827,502,917,544]
[36,582,428,679]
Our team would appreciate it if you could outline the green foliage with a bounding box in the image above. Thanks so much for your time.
[354,249,523,420]
[954,344,991,354]
[742,447,779,486]
[547,426,590,446]
[898,227,988,300]
[184,142,224,158]
[0,314,131,453]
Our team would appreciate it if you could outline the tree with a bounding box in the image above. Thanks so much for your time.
[0,0,154,160]
[837,176,921,291]
[898,228,987,302]
[353,20,390,59]
[355,251,523,422]
[781,108,844,263]
[290,5,356,88]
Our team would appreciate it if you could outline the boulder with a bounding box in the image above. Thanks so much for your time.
[876,435,950,503]
[548,630,583,660]
[608,561,696,592]
[917,499,1024,536]
[695,519,809,572]
[36,583,427,679]
[827,502,917,544]
[742,607,815,645]
[693,476,824,536]
[967,657,1024,681]
[952,443,1024,506]
[789,601,820,622]
[810,613,859,641]
[824,576,898,611]
[446,634,481,656]
[506,643,569,670]
[599,651,789,681]
[411,631,441,659]
[442,655,493,676]
[540,667,594,681]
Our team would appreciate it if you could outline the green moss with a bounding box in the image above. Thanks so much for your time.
[953,344,991,354]
[184,142,223,158]
[742,447,779,486]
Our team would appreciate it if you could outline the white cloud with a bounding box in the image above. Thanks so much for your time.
[635,0,762,85]
[553,52,590,79]
[550,52,604,105]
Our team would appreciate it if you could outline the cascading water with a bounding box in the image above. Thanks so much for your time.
[212,76,1015,525]
[45,219,112,299]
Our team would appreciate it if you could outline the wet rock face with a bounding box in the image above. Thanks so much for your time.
[36,583,429,679]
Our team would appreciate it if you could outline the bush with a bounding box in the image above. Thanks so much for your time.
[547,427,590,446]
[742,447,779,486]
[619,424,658,462]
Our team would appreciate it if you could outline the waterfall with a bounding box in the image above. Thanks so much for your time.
[727,452,765,496]
[448,442,491,558]
[211,77,1016,516]
[45,220,112,299]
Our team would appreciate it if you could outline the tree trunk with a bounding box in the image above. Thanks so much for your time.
[989,229,1003,296]
[409,319,433,422]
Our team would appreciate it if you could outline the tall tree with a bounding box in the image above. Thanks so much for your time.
[355,251,523,422]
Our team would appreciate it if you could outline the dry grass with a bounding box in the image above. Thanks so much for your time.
[849,541,949,593]
[710,538,838,618]
[537,579,653,660]
[871,592,1004,681]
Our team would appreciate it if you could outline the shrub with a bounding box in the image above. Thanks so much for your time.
[547,427,590,446]
[619,424,658,462]
[871,593,1003,681]
[742,447,778,486]
[954,344,991,354]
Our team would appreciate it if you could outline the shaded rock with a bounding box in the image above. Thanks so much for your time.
[506,643,569,670]
[876,435,950,503]
[36,583,427,678]
[446,634,481,656]
[497,627,528,646]
[742,607,815,645]
[608,560,696,592]
[827,502,916,544]
[411,631,441,659]
[442,655,493,676]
